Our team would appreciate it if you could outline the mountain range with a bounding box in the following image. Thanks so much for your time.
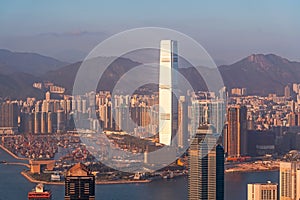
[219,54,300,95]
[0,49,68,99]
[0,49,299,99]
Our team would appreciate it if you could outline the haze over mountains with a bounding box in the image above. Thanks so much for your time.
[0,49,67,99]
[0,49,299,99]
[0,49,67,75]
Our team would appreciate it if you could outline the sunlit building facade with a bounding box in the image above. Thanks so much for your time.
[159,40,178,145]
[280,161,300,200]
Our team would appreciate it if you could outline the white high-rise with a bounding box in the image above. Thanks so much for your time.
[159,40,178,145]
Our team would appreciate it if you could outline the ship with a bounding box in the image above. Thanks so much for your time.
[28,183,52,200]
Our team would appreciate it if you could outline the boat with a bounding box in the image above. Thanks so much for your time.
[28,183,52,200]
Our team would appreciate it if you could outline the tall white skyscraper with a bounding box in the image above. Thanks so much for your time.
[159,40,178,146]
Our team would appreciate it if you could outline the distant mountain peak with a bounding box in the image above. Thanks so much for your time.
[247,53,289,65]
[246,54,272,70]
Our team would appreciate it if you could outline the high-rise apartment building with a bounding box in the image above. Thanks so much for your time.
[285,85,291,98]
[0,101,19,134]
[159,40,178,145]
[57,109,65,133]
[247,181,278,200]
[225,105,247,157]
[280,161,300,200]
[34,112,41,134]
[178,96,188,148]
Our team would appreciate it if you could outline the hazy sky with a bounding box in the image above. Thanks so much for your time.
[0,0,299,64]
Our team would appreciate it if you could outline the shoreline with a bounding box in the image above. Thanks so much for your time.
[2,143,279,185]
[21,170,152,185]
[21,171,64,185]
[225,168,279,173]
[1,145,152,186]
[225,161,280,174]
[96,179,152,185]
[0,144,29,161]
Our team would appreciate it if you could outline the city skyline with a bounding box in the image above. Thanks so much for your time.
[1,1,300,200]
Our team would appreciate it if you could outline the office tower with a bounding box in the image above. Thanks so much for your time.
[88,92,96,108]
[28,183,52,200]
[47,112,53,133]
[28,113,34,133]
[225,105,247,157]
[287,112,298,126]
[98,101,113,130]
[77,99,82,113]
[247,181,278,200]
[0,101,19,134]
[215,145,225,200]
[188,126,224,200]
[65,163,95,200]
[285,85,291,98]
[66,100,72,113]
[280,161,300,200]
[34,112,41,134]
[41,112,47,134]
[159,40,178,145]
[188,132,208,200]
[82,99,87,114]
[71,99,76,111]
[19,112,34,133]
[57,110,65,133]
[178,96,188,148]
[114,106,122,131]
[149,105,159,135]
[115,105,129,132]
[48,101,54,113]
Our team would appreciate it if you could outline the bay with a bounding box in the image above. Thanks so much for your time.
[0,148,278,200]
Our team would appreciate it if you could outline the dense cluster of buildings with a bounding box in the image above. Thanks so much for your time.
[223,83,300,158]
[4,40,300,200]
[247,151,300,200]
[0,89,227,151]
